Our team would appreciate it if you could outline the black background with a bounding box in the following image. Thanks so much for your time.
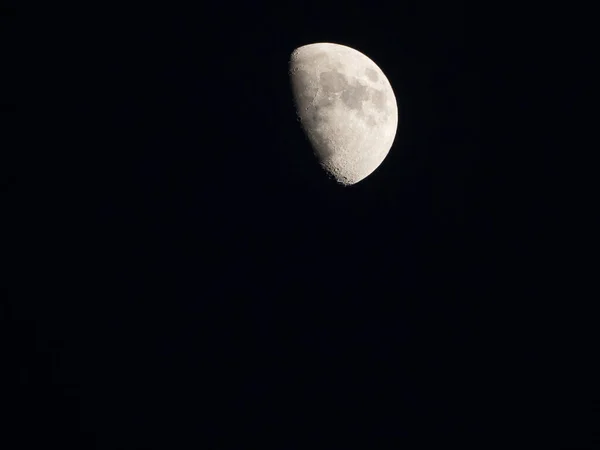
[8,1,594,448]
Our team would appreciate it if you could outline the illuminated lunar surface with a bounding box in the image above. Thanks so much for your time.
[289,42,399,185]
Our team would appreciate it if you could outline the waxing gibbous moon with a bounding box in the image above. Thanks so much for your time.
[289,42,399,186]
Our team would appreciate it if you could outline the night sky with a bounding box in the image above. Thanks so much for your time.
[9,2,593,449]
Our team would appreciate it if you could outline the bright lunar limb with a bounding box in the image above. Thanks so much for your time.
[289,42,399,186]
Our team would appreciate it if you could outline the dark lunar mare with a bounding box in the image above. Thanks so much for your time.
[291,64,392,163]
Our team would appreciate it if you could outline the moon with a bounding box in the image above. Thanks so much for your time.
[289,42,399,186]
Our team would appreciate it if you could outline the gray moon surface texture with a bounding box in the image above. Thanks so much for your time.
[289,42,399,186]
